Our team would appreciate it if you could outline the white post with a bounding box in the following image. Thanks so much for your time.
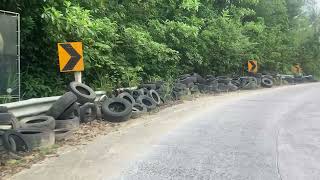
[74,72,82,83]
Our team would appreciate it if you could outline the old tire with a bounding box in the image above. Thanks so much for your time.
[3,130,30,152]
[147,90,161,105]
[54,129,74,141]
[131,103,147,119]
[261,78,273,88]
[132,89,144,99]
[138,84,157,90]
[55,116,80,130]
[46,92,77,119]
[118,92,135,105]
[136,95,157,112]
[0,113,19,129]
[19,116,55,130]
[16,129,55,150]
[79,103,97,123]
[69,82,96,104]
[101,97,132,122]
[58,103,80,120]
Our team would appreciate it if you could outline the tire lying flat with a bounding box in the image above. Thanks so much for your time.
[55,116,80,130]
[19,115,55,130]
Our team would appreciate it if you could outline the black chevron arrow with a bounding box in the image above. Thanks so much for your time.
[249,60,257,71]
[60,43,82,71]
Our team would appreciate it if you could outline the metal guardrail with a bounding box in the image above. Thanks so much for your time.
[1,91,106,120]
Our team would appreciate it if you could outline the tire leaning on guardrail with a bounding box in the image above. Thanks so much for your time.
[46,92,77,119]
[69,82,96,104]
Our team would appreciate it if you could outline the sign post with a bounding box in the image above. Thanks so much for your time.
[291,64,302,74]
[57,42,84,83]
[248,60,258,74]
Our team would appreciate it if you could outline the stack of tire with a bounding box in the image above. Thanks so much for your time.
[100,85,161,122]
[46,82,97,142]
[0,106,30,154]
[173,73,205,98]
[0,109,56,153]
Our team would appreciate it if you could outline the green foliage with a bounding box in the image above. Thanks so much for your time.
[0,0,319,98]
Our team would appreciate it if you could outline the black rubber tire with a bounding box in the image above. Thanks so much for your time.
[190,84,200,93]
[54,129,74,141]
[147,90,161,105]
[132,89,145,99]
[69,82,96,104]
[179,74,191,79]
[136,95,157,112]
[46,92,77,119]
[3,130,29,153]
[217,76,231,85]
[171,91,179,101]
[192,73,206,84]
[228,83,239,92]
[179,76,197,85]
[131,107,143,119]
[16,129,55,150]
[261,78,273,88]
[0,106,8,113]
[173,83,187,91]
[0,113,19,129]
[133,103,147,111]
[131,102,149,118]
[101,97,132,122]
[58,103,80,120]
[138,84,157,90]
[19,116,55,130]
[118,92,135,105]
[79,103,97,123]
[55,116,80,130]
[0,135,6,152]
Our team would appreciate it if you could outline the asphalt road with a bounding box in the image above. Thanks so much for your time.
[12,83,320,180]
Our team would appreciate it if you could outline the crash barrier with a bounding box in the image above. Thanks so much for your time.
[0,73,317,154]
[2,91,106,119]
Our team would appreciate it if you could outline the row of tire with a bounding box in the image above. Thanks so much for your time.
[0,82,164,154]
[0,73,315,154]
[170,73,275,99]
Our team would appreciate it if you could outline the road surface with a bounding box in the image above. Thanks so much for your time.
[12,83,320,180]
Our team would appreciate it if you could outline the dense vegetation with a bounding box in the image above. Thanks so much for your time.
[0,0,319,98]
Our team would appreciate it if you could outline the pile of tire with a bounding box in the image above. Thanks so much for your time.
[0,81,101,155]
[97,85,163,123]
[0,109,56,153]
[46,82,98,141]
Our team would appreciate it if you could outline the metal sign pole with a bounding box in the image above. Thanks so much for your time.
[74,72,82,83]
